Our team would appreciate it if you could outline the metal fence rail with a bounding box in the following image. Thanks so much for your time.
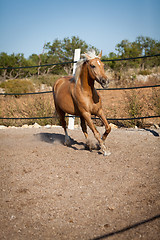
[0,54,160,70]
[0,115,159,121]
[0,53,160,122]
[0,84,160,96]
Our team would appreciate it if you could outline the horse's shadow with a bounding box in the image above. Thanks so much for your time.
[35,132,85,151]
[144,128,159,137]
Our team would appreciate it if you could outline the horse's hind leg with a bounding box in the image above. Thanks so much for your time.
[56,107,71,146]
[80,117,88,140]
[80,116,90,150]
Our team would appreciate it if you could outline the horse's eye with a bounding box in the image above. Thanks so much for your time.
[91,65,95,68]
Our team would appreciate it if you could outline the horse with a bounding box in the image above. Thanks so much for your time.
[53,50,111,156]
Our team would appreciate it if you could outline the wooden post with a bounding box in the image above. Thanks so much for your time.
[68,49,81,130]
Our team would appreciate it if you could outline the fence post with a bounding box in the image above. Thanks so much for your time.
[68,49,81,130]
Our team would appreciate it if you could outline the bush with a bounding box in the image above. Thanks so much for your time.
[152,88,160,115]
[0,79,35,96]
[125,91,144,127]
[138,69,151,75]
[31,74,61,88]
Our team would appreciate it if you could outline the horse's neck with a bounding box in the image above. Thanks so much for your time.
[79,63,94,92]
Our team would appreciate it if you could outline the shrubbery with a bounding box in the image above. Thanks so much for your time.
[0,79,35,96]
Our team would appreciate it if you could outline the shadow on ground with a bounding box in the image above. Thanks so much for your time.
[91,214,160,240]
[144,129,159,137]
[35,132,85,151]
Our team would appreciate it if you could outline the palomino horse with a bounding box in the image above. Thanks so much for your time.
[53,50,111,156]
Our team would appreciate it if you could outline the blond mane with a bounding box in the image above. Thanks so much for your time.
[74,49,99,82]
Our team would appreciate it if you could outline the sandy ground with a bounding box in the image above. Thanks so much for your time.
[0,126,160,240]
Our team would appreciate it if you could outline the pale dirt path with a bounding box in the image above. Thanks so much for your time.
[0,126,160,240]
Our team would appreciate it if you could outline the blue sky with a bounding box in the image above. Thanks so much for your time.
[0,0,160,58]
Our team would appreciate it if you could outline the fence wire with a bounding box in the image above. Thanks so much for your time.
[0,115,159,121]
[0,84,160,96]
[0,53,160,122]
[0,54,160,70]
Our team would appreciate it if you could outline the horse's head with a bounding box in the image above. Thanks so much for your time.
[85,50,109,88]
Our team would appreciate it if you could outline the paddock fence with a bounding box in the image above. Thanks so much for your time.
[0,53,160,123]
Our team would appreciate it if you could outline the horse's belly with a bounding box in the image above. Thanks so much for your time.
[54,78,79,115]
[57,94,77,115]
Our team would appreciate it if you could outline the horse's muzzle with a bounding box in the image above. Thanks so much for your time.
[99,78,110,89]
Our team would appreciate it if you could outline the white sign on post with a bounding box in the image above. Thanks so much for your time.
[68,49,81,130]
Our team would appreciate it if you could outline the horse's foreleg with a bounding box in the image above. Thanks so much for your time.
[98,109,111,142]
[82,112,110,156]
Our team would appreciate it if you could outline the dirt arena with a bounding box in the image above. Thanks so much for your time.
[0,126,160,240]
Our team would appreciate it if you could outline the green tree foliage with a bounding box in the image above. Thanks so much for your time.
[0,36,159,80]
[0,52,30,79]
[45,36,93,61]
[103,36,160,71]
[45,36,98,74]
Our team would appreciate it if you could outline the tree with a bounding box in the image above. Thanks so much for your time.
[115,39,141,68]
[114,36,160,69]
[135,36,160,68]
[0,36,159,80]
[45,36,98,74]
[0,52,30,80]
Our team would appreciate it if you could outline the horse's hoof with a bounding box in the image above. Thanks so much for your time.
[85,140,93,151]
[64,137,71,146]
[104,151,111,156]
[64,141,71,146]
[85,140,100,151]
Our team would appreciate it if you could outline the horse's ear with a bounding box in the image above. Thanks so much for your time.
[98,50,102,58]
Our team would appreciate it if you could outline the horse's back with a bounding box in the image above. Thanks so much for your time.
[53,76,73,92]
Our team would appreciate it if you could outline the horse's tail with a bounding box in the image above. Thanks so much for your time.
[52,85,55,97]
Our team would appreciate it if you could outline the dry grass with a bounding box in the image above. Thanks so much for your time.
[0,94,58,126]
[0,74,160,127]
[100,86,160,127]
